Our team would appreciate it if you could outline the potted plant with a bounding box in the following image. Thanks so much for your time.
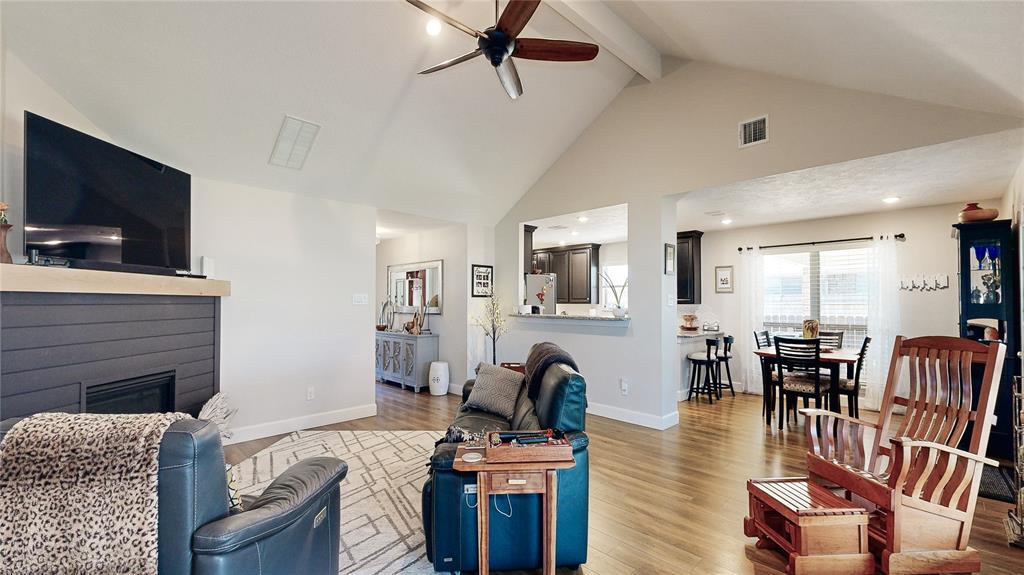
[600,272,628,318]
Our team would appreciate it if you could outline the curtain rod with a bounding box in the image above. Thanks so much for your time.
[737,233,905,252]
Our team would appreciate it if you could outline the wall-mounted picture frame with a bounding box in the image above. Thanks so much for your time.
[715,265,734,293]
[471,264,493,297]
[664,243,676,275]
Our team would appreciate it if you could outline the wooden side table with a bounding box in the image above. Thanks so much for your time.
[453,446,575,575]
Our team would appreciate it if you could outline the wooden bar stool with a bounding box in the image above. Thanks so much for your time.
[687,338,720,404]
[715,335,736,398]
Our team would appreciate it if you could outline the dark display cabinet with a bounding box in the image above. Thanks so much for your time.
[531,243,600,304]
[954,219,1020,461]
[677,230,703,304]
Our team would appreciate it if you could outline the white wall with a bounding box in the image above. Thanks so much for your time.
[376,225,469,388]
[2,50,378,443]
[192,179,376,442]
[690,201,986,388]
[494,60,1022,430]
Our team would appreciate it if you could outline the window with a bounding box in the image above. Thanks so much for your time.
[601,265,628,308]
[763,245,870,341]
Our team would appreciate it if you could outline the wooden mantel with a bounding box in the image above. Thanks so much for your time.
[0,263,231,297]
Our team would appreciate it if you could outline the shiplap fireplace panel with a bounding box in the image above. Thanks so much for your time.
[0,292,221,419]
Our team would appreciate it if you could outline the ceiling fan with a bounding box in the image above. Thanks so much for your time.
[406,0,599,99]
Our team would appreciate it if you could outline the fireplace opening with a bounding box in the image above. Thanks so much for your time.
[85,371,175,414]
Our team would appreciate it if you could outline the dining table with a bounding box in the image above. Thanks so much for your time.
[753,346,860,429]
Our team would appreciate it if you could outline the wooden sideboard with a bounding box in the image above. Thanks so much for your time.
[374,331,439,392]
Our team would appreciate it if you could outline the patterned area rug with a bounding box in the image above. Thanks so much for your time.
[232,430,443,574]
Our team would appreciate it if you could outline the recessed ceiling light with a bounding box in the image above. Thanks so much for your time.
[426,18,442,36]
[570,230,579,236]
[721,218,733,225]
[558,240,566,246]
[882,197,900,204]
[576,216,589,223]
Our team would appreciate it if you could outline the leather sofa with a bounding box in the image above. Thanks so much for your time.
[422,361,589,573]
[0,417,347,575]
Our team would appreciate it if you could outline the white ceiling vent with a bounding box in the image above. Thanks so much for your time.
[547,225,569,230]
[269,115,321,169]
[739,115,768,148]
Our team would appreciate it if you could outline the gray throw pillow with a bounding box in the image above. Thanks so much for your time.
[465,364,525,420]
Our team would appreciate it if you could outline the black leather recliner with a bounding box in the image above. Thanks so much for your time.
[422,361,589,573]
[0,417,347,575]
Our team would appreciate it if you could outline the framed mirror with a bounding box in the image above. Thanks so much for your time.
[387,260,443,314]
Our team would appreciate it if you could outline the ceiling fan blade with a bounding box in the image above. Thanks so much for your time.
[496,0,540,38]
[513,38,599,62]
[419,49,483,74]
[405,0,485,38]
[494,58,524,100]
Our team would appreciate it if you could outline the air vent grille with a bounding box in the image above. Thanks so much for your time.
[269,115,321,169]
[739,116,768,148]
[547,225,569,230]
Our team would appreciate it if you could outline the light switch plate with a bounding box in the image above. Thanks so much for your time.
[352,293,369,305]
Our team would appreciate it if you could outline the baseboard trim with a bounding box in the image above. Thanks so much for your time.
[225,403,378,445]
[448,381,464,397]
[586,402,679,430]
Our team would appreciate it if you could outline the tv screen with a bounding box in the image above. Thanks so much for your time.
[24,112,190,270]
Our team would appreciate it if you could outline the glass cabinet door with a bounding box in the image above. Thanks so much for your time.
[965,237,1006,342]
[967,239,1004,305]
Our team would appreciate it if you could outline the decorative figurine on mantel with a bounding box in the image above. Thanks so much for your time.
[0,202,12,264]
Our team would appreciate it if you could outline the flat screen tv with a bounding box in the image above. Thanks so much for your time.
[24,111,190,272]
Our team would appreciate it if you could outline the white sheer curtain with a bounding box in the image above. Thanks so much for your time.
[864,236,901,409]
[739,248,765,393]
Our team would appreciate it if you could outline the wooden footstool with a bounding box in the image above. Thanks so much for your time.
[744,477,874,575]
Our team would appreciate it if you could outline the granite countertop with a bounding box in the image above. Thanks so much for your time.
[509,313,629,322]
[677,329,724,339]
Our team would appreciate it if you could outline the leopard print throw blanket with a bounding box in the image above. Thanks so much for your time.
[0,412,189,574]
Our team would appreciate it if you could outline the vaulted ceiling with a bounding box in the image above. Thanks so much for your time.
[5,1,1022,229]
[606,0,1024,117]
[3,1,635,224]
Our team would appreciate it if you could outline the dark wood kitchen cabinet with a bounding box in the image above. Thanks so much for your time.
[531,243,600,304]
[676,230,703,304]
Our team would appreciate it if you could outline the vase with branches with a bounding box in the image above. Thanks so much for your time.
[599,271,628,318]
[474,294,508,364]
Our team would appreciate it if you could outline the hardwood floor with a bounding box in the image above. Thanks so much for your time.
[225,383,1024,574]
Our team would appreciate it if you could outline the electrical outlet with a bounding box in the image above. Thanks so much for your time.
[619,378,629,396]
[352,293,369,305]
[306,386,315,401]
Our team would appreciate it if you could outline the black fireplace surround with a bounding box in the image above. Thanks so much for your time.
[0,292,220,419]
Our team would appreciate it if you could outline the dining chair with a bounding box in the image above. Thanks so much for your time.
[754,330,778,417]
[818,330,844,349]
[753,330,771,349]
[774,337,829,426]
[713,335,736,398]
[686,338,720,404]
[835,336,870,418]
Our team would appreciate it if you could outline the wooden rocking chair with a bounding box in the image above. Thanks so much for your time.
[800,335,1006,574]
